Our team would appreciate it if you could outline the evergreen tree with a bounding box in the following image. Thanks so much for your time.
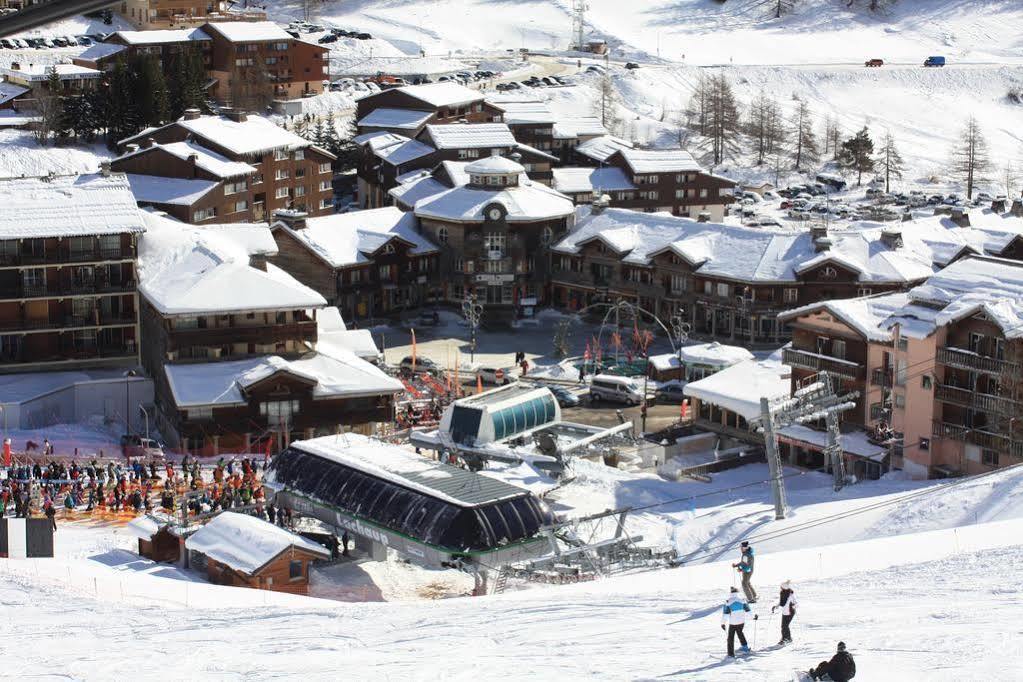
[133,54,169,127]
[837,126,875,186]
[875,130,905,193]
[329,116,359,173]
[312,119,326,148]
[106,58,141,148]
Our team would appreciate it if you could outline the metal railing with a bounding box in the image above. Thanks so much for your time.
[932,420,1023,458]
[937,346,1016,375]
[782,347,863,379]
[935,384,1018,416]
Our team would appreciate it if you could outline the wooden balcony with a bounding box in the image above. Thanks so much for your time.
[167,320,317,350]
[782,347,863,380]
[935,384,1019,416]
[933,420,1023,458]
[870,366,893,386]
[937,346,1017,376]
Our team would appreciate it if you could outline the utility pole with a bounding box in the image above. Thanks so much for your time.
[759,396,788,520]
[571,0,588,51]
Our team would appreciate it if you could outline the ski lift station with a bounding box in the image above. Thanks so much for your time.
[411,383,638,474]
[263,432,557,569]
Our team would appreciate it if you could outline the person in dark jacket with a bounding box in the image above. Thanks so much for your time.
[809,642,856,681]
[772,579,797,644]
[732,541,757,602]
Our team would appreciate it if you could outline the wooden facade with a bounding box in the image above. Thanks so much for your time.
[138,527,181,563]
[203,545,323,595]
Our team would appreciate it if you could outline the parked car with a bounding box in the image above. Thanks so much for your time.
[477,366,512,385]
[400,356,441,376]
[589,374,643,406]
[655,381,688,404]
[317,34,338,44]
[924,55,946,67]
[865,58,884,67]
[546,384,581,408]
[121,435,165,464]
[625,62,640,69]
[975,192,994,202]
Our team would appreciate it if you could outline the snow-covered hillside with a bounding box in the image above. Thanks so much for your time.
[269,0,1023,64]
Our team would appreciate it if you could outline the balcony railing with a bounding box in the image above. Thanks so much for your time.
[937,346,1016,375]
[935,384,1019,416]
[0,280,136,300]
[933,420,1023,458]
[871,366,893,386]
[782,347,863,380]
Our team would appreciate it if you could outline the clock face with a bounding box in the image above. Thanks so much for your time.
[488,207,502,221]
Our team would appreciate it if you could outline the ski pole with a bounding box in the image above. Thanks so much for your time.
[753,614,759,650]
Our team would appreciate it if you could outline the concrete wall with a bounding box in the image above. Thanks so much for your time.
[0,376,154,432]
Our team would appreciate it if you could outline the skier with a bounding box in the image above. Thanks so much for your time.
[720,586,756,657]
[732,540,757,603]
[771,579,797,644]
[808,642,856,681]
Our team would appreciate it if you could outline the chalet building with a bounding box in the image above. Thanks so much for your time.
[0,81,30,111]
[119,0,265,29]
[683,357,791,446]
[120,110,336,220]
[413,155,576,326]
[127,516,180,563]
[552,166,636,205]
[73,27,213,72]
[0,174,144,373]
[0,63,102,100]
[415,123,558,183]
[270,207,441,324]
[647,342,753,383]
[111,139,259,224]
[485,94,609,162]
[572,134,634,166]
[185,512,329,595]
[355,82,503,136]
[137,211,400,454]
[599,149,737,222]
[389,161,473,211]
[355,132,437,209]
[550,209,1023,347]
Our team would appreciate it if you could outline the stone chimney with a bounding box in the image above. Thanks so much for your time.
[809,224,828,241]
[881,227,903,249]
[188,153,199,178]
[223,109,248,123]
[274,209,308,230]
[183,108,201,121]
[950,207,971,228]
[590,193,611,215]
[1011,199,1023,218]
[250,255,268,271]
[99,161,111,177]
[813,236,833,253]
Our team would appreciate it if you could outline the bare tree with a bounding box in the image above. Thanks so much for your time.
[705,72,742,166]
[229,52,274,112]
[875,130,905,193]
[774,0,796,17]
[822,114,842,158]
[950,115,992,199]
[593,70,622,134]
[792,100,819,171]
[1005,161,1020,200]
[34,66,64,145]
[747,90,784,165]
[686,72,711,137]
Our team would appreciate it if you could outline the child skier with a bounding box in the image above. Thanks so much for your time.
[771,580,797,644]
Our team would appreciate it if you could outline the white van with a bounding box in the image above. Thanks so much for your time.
[589,374,644,405]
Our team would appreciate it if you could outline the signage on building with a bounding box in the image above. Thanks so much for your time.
[474,274,514,284]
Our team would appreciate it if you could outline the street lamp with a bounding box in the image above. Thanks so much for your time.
[461,293,483,365]
[670,308,691,372]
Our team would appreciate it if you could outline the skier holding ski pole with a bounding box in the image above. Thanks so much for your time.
[720,586,757,657]
[772,580,798,645]
[732,540,757,603]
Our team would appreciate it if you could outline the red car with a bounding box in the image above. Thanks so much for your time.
[865,58,884,67]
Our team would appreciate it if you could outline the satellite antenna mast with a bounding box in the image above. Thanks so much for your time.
[572,0,588,51]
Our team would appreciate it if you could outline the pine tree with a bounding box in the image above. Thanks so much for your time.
[330,115,359,173]
[312,119,326,148]
[875,130,905,193]
[837,126,875,186]
[950,115,992,200]
[133,54,169,127]
[792,100,819,171]
[106,58,141,148]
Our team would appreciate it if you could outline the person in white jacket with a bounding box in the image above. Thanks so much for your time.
[771,580,798,644]
[720,586,756,656]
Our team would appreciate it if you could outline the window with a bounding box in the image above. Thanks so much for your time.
[541,227,554,245]
[289,560,303,580]
[274,150,288,161]
[897,337,908,352]
[99,235,120,257]
[674,189,685,199]
[275,187,290,199]
[670,275,688,293]
[224,180,247,195]
[69,236,93,259]
[982,450,999,467]
[265,56,278,65]
[894,393,905,408]
[234,58,254,67]
[703,280,712,295]
[22,268,44,291]
[896,359,907,385]
[716,282,729,298]
[318,181,331,192]
[857,288,872,297]
[783,288,798,304]
[454,257,464,272]
[832,339,846,360]
[272,42,289,51]
[295,186,306,197]
[319,163,331,174]
[232,200,248,213]
[294,150,304,161]
[483,233,506,252]
[699,188,708,198]
[921,375,932,390]
[639,190,659,201]
[260,400,300,425]
[436,227,448,244]
[276,168,290,180]
[349,269,361,284]
[187,407,214,421]
[378,265,391,280]
[457,149,480,159]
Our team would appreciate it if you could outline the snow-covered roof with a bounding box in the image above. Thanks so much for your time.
[684,358,791,421]
[1,63,102,81]
[389,172,449,209]
[679,342,755,367]
[780,292,911,343]
[361,133,435,166]
[493,100,557,125]
[778,424,886,461]
[0,174,145,239]
[392,82,483,108]
[184,512,329,574]
[126,515,167,540]
[555,207,1006,284]
[552,167,635,194]
[465,155,524,175]
[0,81,30,106]
[165,350,402,408]
[357,107,434,130]
[421,123,516,150]
[125,115,313,157]
[616,148,702,174]
[287,432,527,508]
[277,206,439,268]
[125,173,218,206]
[551,117,608,140]
[574,135,634,162]
[194,223,278,256]
[109,28,210,45]
[203,21,293,42]
[74,42,127,62]
[138,211,325,316]
[116,141,256,178]
[414,176,574,224]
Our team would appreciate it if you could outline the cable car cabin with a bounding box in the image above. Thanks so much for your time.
[264,433,557,569]
[439,383,561,447]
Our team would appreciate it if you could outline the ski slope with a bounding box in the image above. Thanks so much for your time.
[2,517,1020,680]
